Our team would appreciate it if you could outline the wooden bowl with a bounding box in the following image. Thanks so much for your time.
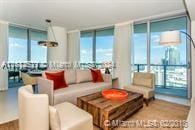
[102,89,128,100]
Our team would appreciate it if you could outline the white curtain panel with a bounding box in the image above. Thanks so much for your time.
[67,30,80,63]
[113,21,133,88]
[0,21,9,91]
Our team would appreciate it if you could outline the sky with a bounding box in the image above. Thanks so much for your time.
[134,30,187,65]
[9,38,47,63]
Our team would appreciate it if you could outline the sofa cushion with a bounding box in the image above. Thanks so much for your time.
[125,85,154,99]
[43,69,76,85]
[54,102,93,130]
[49,106,61,130]
[54,82,112,104]
[133,78,153,88]
[90,69,104,82]
[42,69,64,78]
[65,69,76,85]
[76,70,93,83]
[45,71,68,90]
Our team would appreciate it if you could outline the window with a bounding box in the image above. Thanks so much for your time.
[150,17,187,65]
[31,30,47,63]
[133,23,147,72]
[80,28,114,63]
[80,31,93,63]
[9,26,28,62]
[133,16,189,98]
[150,17,187,88]
[8,25,47,63]
[96,28,114,63]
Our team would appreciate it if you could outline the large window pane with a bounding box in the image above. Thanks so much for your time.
[150,17,187,65]
[31,30,47,63]
[150,16,187,89]
[133,23,147,72]
[80,32,93,63]
[9,26,28,62]
[96,28,114,63]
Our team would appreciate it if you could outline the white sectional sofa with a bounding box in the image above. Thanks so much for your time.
[184,98,195,130]
[38,69,112,105]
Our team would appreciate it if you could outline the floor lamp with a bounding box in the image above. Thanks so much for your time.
[160,30,195,48]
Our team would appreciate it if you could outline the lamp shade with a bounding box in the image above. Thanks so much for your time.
[160,31,181,46]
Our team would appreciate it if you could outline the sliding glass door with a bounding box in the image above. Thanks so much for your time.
[133,23,148,72]
[80,28,114,64]
[9,26,28,62]
[80,31,93,63]
[133,16,190,98]
[150,17,188,98]
[8,25,47,88]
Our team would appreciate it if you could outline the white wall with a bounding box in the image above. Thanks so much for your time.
[47,26,67,62]
[191,21,195,98]
[0,21,8,91]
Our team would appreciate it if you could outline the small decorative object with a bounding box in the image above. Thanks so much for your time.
[102,89,128,100]
[38,19,58,47]
[105,68,110,74]
[103,61,112,74]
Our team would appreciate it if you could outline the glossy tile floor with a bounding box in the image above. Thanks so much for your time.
[0,87,191,124]
[0,87,19,124]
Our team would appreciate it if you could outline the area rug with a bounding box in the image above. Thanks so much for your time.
[0,99,190,130]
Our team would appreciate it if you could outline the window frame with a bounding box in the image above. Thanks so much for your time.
[80,27,114,63]
[9,25,47,62]
[133,14,191,98]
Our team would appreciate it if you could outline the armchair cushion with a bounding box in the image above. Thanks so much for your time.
[54,102,93,130]
[49,106,61,130]
[133,72,155,88]
[133,78,153,88]
[125,85,154,99]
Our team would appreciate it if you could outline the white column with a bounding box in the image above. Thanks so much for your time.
[0,21,8,91]
[191,21,195,98]
[47,26,67,62]
[113,21,133,88]
[67,30,80,62]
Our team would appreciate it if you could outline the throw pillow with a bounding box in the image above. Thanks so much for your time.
[49,106,61,130]
[45,71,68,90]
[90,69,104,82]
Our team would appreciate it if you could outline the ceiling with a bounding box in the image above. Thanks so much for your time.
[185,0,195,20]
[0,0,186,31]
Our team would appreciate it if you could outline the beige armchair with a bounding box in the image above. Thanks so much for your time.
[125,72,155,106]
[18,85,49,130]
[21,72,37,85]
[18,85,93,130]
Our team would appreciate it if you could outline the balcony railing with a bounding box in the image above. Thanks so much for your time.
[133,64,187,89]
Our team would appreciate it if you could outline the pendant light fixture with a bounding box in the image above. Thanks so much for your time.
[38,19,58,47]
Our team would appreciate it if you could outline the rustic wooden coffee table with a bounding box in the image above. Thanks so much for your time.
[77,89,143,130]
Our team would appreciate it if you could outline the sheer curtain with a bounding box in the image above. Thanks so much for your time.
[67,30,80,63]
[113,21,133,88]
[0,21,8,91]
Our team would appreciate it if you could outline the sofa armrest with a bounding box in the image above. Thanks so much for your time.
[38,77,54,105]
[102,74,112,83]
